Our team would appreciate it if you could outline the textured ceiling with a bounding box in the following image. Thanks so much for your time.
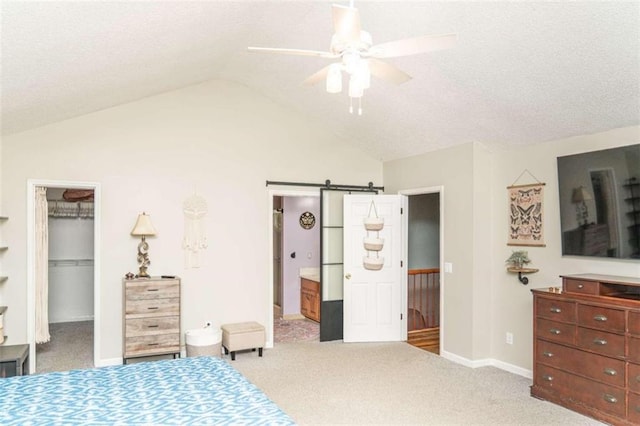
[1,1,639,161]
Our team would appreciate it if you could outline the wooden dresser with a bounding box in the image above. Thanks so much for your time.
[301,278,320,322]
[531,273,640,425]
[123,277,181,363]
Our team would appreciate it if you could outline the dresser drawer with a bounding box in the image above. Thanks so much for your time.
[629,391,640,422]
[630,311,640,336]
[536,340,624,387]
[125,297,180,318]
[536,318,575,345]
[125,280,180,300]
[125,316,179,337]
[535,364,626,418]
[630,337,640,363]
[628,363,640,393]
[125,333,180,356]
[576,327,624,358]
[536,297,575,323]
[577,304,625,333]
[563,278,599,295]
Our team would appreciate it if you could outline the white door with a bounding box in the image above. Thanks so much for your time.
[343,194,407,342]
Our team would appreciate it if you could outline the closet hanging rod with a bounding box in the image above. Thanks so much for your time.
[266,179,383,191]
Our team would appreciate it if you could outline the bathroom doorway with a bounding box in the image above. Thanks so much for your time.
[269,190,320,345]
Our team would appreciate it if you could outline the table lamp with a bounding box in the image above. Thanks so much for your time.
[131,212,157,278]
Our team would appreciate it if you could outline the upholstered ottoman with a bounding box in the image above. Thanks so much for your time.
[221,321,265,361]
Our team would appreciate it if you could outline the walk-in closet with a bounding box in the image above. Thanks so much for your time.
[36,188,95,373]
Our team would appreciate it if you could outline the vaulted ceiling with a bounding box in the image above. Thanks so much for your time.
[2,1,639,161]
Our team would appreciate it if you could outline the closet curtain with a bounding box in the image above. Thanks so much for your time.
[35,187,50,343]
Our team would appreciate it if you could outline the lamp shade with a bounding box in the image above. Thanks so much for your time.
[572,186,593,203]
[131,213,157,236]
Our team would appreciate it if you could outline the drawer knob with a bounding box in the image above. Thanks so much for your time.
[603,368,617,376]
[593,338,607,346]
[147,325,159,328]
[549,307,562,313]
[593,314,608,322]
[577,284,584,289]
[549,328,561,335]
[147,307,159,310]
[147,343,159,346]
[603,394,618,404]
[543,351,554,357]
[542,375,553,382]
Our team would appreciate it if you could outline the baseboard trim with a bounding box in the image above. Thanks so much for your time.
[96,357,122,367]
[283,313,305,320]
[440,350,532,379]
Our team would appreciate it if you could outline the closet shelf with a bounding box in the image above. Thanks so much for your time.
[48,200,94,218]
[48,258,94,267]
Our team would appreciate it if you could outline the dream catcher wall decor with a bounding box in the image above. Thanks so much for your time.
[183,192,209,268]
[507,170,545,247]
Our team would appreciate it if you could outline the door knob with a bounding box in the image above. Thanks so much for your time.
[345,273,351,279]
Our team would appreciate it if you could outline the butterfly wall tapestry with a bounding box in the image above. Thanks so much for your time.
[508,183,545,246]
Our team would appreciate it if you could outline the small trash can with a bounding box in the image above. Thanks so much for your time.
[186,327,222,357]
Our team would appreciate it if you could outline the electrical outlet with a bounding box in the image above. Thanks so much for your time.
[506,332,514,345]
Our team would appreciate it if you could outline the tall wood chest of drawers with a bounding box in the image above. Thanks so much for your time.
[531,273,640,425]
[123,277,181,363]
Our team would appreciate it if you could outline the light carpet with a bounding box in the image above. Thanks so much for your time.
[230,340,603,425]
[36,321,93,374]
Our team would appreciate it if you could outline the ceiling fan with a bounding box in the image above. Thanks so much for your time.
[248,1,456,115]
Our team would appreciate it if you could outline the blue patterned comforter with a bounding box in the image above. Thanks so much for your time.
[0,356,294,425]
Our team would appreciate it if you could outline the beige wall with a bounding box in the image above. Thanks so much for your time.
[384,143,478,359]
[490,126,640,371]
[384,126,640,371]
[1,79,382,364]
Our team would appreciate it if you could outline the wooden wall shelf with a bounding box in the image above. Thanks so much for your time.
[507,267,539,285]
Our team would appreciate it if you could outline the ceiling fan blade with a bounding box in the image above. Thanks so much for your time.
[332,4,361,43]
[247,47,338,59]
[302,65,332,86]
[370,33,457,58]
[368,58,412,85]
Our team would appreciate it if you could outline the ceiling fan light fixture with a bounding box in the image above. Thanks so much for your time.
[355,60,371,89]
[326,63,343,94]
[348,74,364,98]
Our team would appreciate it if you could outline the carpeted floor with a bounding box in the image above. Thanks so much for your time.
[231,340,605,425]
[36,321,94,374]
[274,317,319,343]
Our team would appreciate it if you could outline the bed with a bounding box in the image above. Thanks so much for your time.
[0,356,294,425]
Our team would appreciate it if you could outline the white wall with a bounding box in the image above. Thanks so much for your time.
[48,217,94,323]
[1,79,382,363]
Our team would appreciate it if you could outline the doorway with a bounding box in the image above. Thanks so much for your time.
[269,191,320,345]
[27,180,101,373]
[402,188,443,355]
